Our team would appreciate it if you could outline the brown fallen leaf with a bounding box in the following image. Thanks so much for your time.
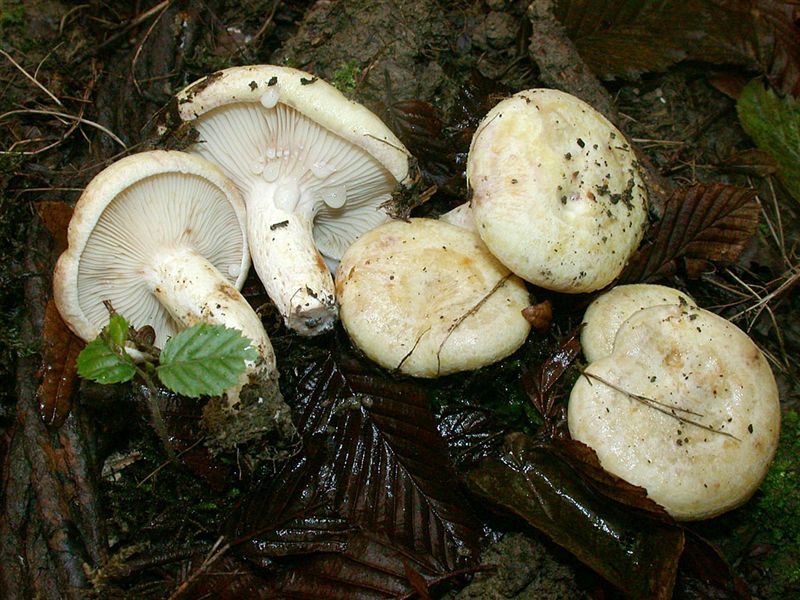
[621,183,759,283]
[555,0,800,96]
[37,299,83,427]
[34,201,73,253]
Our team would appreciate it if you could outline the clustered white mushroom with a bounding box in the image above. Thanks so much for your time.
[443,88,649,293]
[335,219,531,377]
[569,284,781,520]
[54,150,276,391]
[53,67,782,521]
[176,65,412,336]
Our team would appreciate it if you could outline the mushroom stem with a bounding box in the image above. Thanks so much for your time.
[146,246,276,377]
[246,196,337,336]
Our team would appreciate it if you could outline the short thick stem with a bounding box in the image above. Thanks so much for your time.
[146,246,277,377]
[247,200,337,336]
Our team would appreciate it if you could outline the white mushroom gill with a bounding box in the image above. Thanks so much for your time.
[190,101,395,335]
[76,172,246,346]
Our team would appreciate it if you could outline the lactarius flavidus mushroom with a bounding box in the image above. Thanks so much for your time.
[580,283,696,363]
[447,88,648,293]
[176,65,412,336]
[335,218,531,378]
[568,302,780,520]
[53,150,276,385]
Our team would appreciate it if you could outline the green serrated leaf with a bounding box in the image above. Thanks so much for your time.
[76,337,136,384]
[156,324,257,398]
[737,79,800,203]
[105,313,129,348]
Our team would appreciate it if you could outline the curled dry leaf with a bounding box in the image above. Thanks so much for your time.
[621,183,759,283]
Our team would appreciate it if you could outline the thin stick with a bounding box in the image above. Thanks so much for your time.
[582,371,740,441]
[435,274,512,375]
[131,1,171,95]
[0,108,127,149]
[0,49,63,107]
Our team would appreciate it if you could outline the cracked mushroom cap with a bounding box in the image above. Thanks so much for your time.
[581,284,696,363]
[53,151,269,361]
[467,89,648,293]
[568,303,780,520]
[176,65,411,335]
[335,218,531,378]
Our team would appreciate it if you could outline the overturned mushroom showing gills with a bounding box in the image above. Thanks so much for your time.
[581,283,696,363]
[54,150,276,381]
[465,89,648,293]
[568,303,780,520]
[335,219,531,378]
[177,65,411,336]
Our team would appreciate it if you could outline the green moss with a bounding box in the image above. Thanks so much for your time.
[753,409,800,594]
[0,3,26,27]
[331,60,361,97]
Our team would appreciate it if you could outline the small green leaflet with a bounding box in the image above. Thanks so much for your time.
[76,317,257,397]
[737,79,800,204]
[76,315,136,384]
[156,323,257,398]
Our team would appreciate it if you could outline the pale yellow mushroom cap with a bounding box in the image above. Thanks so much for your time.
[335,219,532,378]
[581,284,696,363]
[568,303,780,520]
[467,89,648,293]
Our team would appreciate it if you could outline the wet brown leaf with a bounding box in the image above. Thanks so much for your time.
[468,432,685,600]
[226,352,481,597]
[621,183,760,282]
[34,201,72,253]
[675,531,752,599]
[37,300,83,427]
[520,328,582,432]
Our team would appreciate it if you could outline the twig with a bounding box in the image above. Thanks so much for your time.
[132,1,171,96]
[254,0,281,41]
[89,0,172,56]
[435,274,512,375]
[0,108,127,151]
[136,437,205,488]
[166,535,231,600]
[582,371,740,441]
[394,326,431,373]
[0,49,64,107]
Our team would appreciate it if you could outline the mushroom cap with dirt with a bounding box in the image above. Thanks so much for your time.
[456,88,648,293]
[580,283,696,363]
[568,302,780,520]
[53,150,276,379]
[335,218,531,378]
[176,64,412,336]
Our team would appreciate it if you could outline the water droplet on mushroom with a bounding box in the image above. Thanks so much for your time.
[262,159,281,183]
[320,184,347,209]
[251,156,266,175]
[227,264,241,278]
[260,87,279,109]
[266,147,276,159]
[275,180,301,211]
[311,161,336,179]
